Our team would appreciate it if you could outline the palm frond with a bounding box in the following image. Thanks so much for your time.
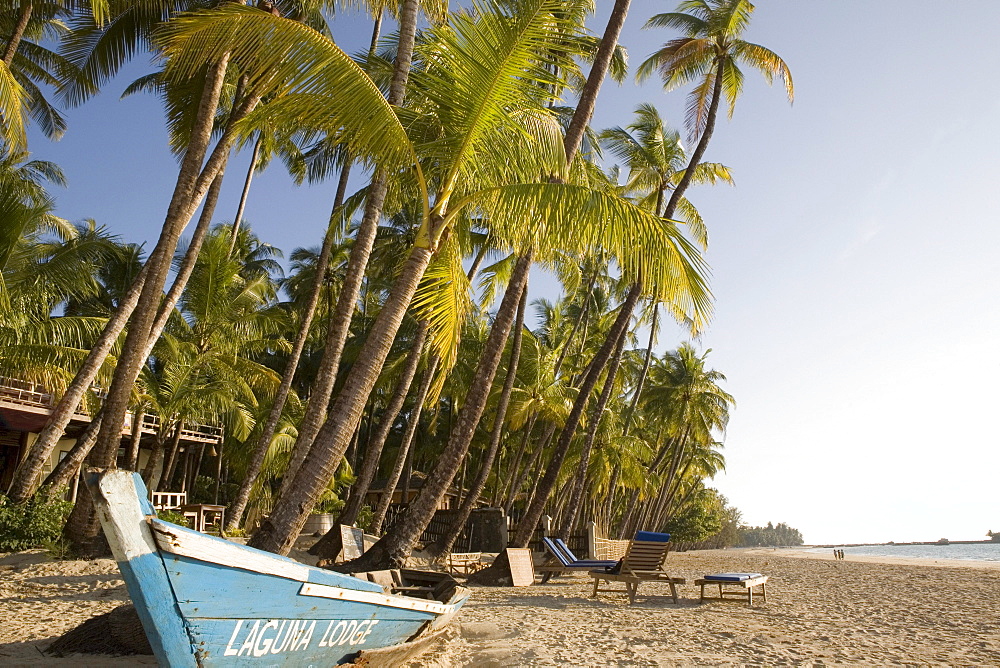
[156,5,417,173]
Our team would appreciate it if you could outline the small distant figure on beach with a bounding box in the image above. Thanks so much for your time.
[833,549,845,560]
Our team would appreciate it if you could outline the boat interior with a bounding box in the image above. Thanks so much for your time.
[357,568,460,604]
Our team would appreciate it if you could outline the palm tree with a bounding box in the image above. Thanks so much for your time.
[621,344,733,534]
[637,0,793,219]
[514,0,793,548]
[151,0,713,556]
[0,151,65,271]
[276,0,425,490]
[232,0,426,530]
[8,64,255,504]
[347,0,688,572]
[427,285,528,556]
[61,3,277,551]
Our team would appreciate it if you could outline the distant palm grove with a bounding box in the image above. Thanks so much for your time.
[0,0,793,565]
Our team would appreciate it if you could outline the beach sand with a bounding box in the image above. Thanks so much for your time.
[3,548,1000,665]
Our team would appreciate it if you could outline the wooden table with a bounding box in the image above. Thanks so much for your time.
[180,504,225,534]
[695,575,768,606]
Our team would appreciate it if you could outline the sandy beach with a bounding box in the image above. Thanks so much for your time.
[3,547,1000,665]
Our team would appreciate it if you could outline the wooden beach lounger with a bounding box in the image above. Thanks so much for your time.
[589,531,685,604]
[536,537,618,583]
[695,573,768,606]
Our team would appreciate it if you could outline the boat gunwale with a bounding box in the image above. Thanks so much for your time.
[151,518,468,616]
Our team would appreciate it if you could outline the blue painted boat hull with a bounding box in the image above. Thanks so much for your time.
[86,470,468,667]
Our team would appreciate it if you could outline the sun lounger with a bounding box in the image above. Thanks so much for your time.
[589,531,685,604]
[695,573,768,605]
[536,536,618,583]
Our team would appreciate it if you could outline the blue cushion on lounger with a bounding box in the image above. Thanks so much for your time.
[703,572,763,582]
[633,531,671,543]
[541,537,572,566]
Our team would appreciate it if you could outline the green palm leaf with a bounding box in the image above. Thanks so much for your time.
[155,5,416,174]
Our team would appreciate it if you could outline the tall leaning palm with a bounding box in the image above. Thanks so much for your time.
[637,0,793,219]
[155,0,707,556]
[231,0,426,531]
[513,0,792,545]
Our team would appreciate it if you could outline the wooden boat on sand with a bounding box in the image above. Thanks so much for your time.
[86,469,469,667]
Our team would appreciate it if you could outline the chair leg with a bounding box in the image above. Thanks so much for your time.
[761,583,767,603]
[627,582,637,605]
[591,578,600,598]
[668,580,678,604]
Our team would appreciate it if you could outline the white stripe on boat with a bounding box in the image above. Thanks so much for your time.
[297,582,454,615]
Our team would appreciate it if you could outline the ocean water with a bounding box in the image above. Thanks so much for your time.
[807,543,1000,562]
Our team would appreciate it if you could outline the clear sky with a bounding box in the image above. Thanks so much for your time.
[26,1,1000,545]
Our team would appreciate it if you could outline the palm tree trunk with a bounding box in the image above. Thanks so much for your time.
[559,322,627,540]
[345,253,532,570]
[6,268,147,502]
[659,431,690,509]
[664,466,697,520]
[2,1,32,65]
[62,55,245,553]
[551,266,597,379]
[511,283,640,547]
[520,441,550,521]
[249,242,436,555]
[601,303,657,524]
[41,414,102,491]
[307,323,428,558]
[498,413,535,509]
[465,243,488,282]
[622,302,657,434]
[159,422,184,492]
[226,173,351,531]
[228,134,262,256]
[562,0,632,164]
[504,420,552,515]
[624,430,687,535]
[662,461,694,520]
[141,430,169,488]
[126,408,145,470]
[213,446,223,504]
[17,164,226,503]
[278,0,418,489]
[663,57,724,219]
[346,323,428,526]
[369,356,439,536]
[188,443,206,493]
[429,282,528,556]
[9,158,226,503]
[561,61,721,538]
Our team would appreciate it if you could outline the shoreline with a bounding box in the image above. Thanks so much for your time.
[744,546,1000,571]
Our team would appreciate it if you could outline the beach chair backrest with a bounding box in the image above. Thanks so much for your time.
[621,531,672,573]
[541,537,572,566]
[553,538,581,563]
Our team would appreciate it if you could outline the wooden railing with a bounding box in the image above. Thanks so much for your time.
[0,375,223,444]
[0,376,54,408]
